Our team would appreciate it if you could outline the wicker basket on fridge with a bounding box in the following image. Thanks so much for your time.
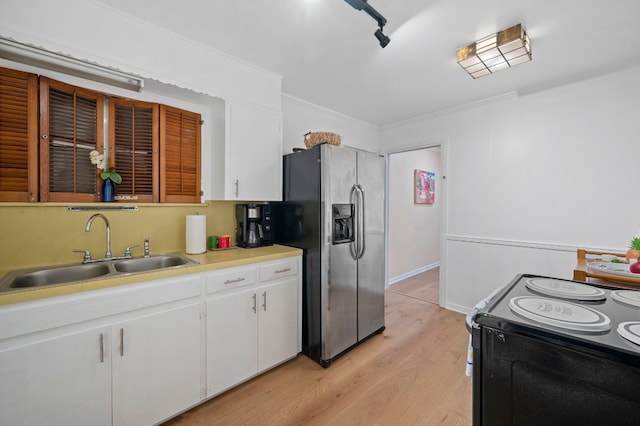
[303,132,342,149]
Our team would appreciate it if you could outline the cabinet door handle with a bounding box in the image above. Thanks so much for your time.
[99,333,104,363]
[275,268,291,274]
[120,328,124,357]
[262,291,267,311]
[252,293,257,313]
[234,179,239,198]
[224,277,245,285]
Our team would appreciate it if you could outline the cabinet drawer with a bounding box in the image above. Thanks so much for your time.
[259,258,298,282]
[206,266,257,294]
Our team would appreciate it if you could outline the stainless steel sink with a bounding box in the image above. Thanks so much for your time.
[6,263,112,288]
[0,253,198,293]
[112,253,197,273]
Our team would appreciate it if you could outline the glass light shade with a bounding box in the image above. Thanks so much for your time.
[457,23,531,79]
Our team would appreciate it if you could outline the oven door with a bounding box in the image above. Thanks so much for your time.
[472,324,640,426]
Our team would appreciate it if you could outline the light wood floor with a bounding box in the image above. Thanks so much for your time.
[164,268,472,425]
[388,268,440,305]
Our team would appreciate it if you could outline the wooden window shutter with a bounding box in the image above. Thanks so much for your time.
[0,67,38,201]
[109,98,159,202]
[39,77,103,202]
[159,105,201,203]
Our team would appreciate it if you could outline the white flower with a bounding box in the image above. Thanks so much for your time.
[89,150,105,170]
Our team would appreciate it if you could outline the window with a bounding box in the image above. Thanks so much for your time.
[0,67,202,203]
[160,105,201,203]
[39,77,103,202]
[109,98,158,202]
[0,67,38,201]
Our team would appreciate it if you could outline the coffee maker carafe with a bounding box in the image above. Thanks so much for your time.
[236,204,273,248]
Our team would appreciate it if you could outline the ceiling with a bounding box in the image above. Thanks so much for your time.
[96,0,640,127]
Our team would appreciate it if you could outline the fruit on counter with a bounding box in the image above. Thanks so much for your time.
[631,260,640,274]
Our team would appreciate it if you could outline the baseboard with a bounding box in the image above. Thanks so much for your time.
[444,301,471,315]
[389,261,440,286]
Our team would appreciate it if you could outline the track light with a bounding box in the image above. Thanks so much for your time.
[344,0,391,48]
[374,29,390,48]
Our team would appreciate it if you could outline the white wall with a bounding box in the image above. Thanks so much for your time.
[0,0,281,110]
[282,95,380,154]
[380,65,640,313]
[388,148,441,282]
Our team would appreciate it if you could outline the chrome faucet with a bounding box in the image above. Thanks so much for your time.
[85,213,112,259]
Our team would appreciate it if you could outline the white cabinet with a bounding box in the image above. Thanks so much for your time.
[112,302,201,426]
[0,254,301,425]
[210,101,283,201]
[206,257,300,397]
[206,286,257,395]
[0,273,202,426]
[256,276,298,371]
[0,325,111,426]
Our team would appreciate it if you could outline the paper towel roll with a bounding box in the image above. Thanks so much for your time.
[186,215,207,254]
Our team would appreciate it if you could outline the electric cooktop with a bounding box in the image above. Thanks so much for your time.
[476,274,640,355]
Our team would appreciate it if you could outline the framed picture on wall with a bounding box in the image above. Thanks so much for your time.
[414,169,435,204]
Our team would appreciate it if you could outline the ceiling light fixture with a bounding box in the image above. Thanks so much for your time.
[0,36,144,91]
[344,0,390,48]
[457,23,531,79]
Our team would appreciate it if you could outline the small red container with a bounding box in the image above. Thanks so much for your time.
[218,235,230,248]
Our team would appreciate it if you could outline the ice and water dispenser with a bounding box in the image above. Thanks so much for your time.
[332,204,354,244]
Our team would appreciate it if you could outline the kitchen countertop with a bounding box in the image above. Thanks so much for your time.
[572,248,640,290]
[0,245,302,306]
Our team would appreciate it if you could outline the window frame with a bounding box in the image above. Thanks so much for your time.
[0,67,39,201]
[108,98,159,203]
[39,77,103,203]
[159,105,202,203]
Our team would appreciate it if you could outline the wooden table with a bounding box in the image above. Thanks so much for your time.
[573,249,640,289]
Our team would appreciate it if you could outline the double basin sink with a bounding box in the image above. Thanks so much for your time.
[0,253,198,292]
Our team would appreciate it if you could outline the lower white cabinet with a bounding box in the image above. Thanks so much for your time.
[0,273,202,426]
[257,277,298,371]
[0,254,301,425]
[207,286,258,395]
[206,257,300,397]
[0,325,112,426]
[111,302,201,426]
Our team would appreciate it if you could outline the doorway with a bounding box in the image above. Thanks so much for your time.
[386,145,444,305]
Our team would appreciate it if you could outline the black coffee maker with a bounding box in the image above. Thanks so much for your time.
[236,204,273,248]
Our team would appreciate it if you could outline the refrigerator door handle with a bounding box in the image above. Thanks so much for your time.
[350,184,359,260]
[355,184,365,259]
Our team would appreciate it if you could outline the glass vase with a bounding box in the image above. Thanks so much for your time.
[101,177,115,202]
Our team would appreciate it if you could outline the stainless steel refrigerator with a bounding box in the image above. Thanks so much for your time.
[272,143,385,367]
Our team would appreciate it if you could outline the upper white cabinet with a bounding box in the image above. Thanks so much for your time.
[210,101,283,201]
